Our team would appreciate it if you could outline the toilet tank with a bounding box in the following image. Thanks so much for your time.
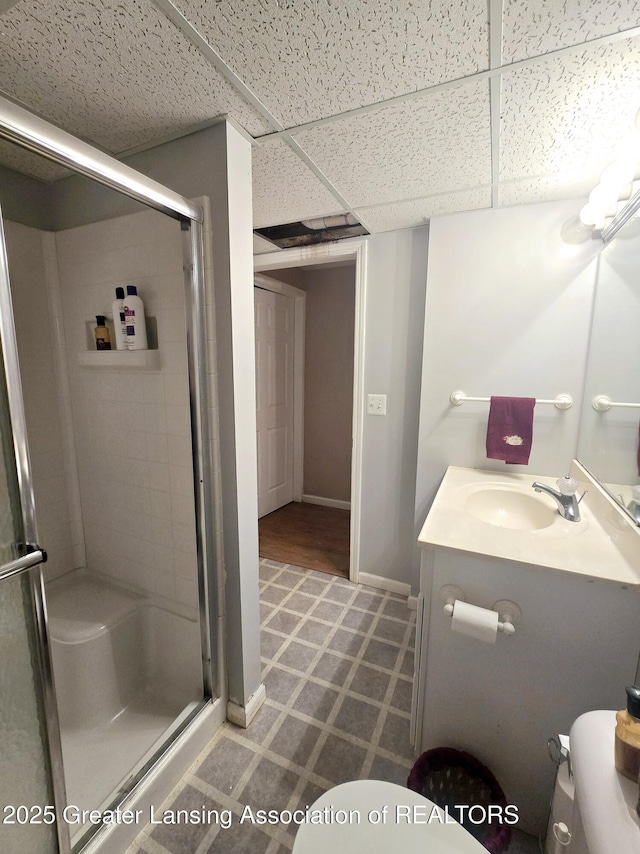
[570,710,640,854]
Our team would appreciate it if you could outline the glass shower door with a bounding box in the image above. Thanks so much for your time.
[0,203,64,854]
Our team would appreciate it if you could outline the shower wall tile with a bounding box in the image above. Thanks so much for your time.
[54,207,202,611]
[4,221,74,581]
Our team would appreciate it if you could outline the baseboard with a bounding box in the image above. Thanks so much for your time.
[357,571,411,600]
[407,595,418,611]
[227,683,266,728]
[303,494,351,511]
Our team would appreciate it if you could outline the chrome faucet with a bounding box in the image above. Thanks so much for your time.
[626,487,640,524]
[532,476,581,523]
[627,500,640,524]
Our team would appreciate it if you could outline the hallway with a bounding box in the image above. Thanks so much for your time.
[258,504,350,578]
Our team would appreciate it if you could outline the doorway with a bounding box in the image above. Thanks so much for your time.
[254,240,367,583]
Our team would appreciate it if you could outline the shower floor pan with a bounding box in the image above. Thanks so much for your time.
[47,572,202,821]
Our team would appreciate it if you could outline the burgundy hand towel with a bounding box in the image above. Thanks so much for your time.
[486,397,536,465]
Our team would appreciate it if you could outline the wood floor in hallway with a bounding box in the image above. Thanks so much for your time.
[258,501,350,578]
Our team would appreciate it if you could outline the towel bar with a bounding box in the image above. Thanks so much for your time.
[450,391,573,410]
[592,395,640,411]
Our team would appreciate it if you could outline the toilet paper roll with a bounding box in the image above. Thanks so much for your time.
[450,600,499,644]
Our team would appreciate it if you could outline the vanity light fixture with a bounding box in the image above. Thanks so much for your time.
[579,112,640,243]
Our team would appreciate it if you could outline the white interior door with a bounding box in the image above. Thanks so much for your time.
[255,286,295,518]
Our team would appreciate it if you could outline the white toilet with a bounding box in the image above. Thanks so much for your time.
[292,779,490,853]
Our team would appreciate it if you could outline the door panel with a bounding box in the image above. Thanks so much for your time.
[0,204,57,854]
[255,287,295,518]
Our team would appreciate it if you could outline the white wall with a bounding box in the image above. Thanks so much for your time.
[207,123,262,710]
[358,227,429,587]
[414,199,600,590]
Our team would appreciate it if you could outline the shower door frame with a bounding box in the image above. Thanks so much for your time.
[0,95,220,854]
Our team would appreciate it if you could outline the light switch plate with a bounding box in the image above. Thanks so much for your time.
[367,394,387,415]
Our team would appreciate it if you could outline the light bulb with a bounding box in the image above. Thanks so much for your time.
[579,202,605,226]
[588,183,619,209]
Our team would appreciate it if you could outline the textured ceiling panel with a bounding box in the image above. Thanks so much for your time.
[502,0,640,64]
[0,0,271,154]
[498,170,600,208]
[357,186,491,233]
[252,137,344,229]
[293,80,491,208]
[500,38,640,183]
[253,233,278,254]
[174,0,489,127]
[0,140,70,181]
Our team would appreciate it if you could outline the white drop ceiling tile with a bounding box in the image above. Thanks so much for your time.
[357,186,491,233]
[502,0,640,63]
[252,137,345,229]
[0,140,70,182]
[500,38,640,183]
[498,169,601,207]
[0,0,271,154]
[174,0,489,126]
[253,233,279,255]
[293,80,492,208]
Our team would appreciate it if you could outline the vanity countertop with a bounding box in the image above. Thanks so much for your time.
[418,464,640,586]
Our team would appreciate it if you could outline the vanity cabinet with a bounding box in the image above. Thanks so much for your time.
[413,547,640,836]
[412,464,640,838]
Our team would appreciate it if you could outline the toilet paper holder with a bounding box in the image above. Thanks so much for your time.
[440,585,522,636]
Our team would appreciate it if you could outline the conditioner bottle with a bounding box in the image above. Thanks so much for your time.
[123,285,148,350]
[111,286,127,350]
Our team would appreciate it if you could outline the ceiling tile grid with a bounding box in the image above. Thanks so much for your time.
[172,0,490,127]
[252,136,346,228]
[356,186,492,233]
[497,169,599,208]
[502,0,640,64]
[253,233,278,254]
[499,37,640,185]
[292,79,492,209]
[0,0,271,154]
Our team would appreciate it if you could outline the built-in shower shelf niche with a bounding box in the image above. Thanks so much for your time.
[77,349,160,370]
[79,316,159,370]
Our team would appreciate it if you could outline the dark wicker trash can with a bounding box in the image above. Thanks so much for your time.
[407,747,512,854]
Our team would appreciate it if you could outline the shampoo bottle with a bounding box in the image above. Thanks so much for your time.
[614,685,640,780]
[111,287,127,350]
[94,316,111,350]
[123,285,148,350]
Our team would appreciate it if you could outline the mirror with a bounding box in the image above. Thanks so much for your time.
[577,215,640,523]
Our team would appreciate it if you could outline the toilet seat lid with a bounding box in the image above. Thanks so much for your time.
[291,779,489,853]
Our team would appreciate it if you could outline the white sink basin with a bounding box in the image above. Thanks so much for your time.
[464,485,556,531]
[417,465,640,586]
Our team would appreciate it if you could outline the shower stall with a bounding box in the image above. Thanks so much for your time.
[0,97,224,854]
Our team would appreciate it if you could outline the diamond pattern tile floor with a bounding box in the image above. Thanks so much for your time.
[126,560,538,853]
[127,560,416,853]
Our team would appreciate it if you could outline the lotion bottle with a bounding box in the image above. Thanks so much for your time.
[111,287,127,350]
[94,316,111,350]
[123,285,148,350]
